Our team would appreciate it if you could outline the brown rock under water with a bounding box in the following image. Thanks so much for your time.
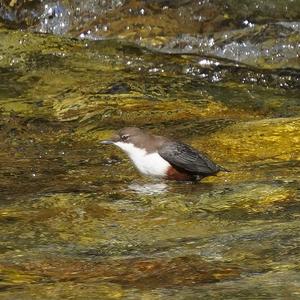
[6,256,241,289]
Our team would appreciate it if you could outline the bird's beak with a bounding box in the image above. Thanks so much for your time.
[100,140,114,145]
[100,134,119,145]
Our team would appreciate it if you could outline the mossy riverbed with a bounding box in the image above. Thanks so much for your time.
[0,1,300,298]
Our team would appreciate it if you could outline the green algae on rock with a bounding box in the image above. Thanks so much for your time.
[196,117,300,164]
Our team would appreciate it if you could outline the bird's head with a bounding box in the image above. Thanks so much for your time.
[101,127,147,154]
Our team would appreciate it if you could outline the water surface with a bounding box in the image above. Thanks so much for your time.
[0,1,300,299]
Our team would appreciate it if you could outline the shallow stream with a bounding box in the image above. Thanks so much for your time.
[0,1,300,299]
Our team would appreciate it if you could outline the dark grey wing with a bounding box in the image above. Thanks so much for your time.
[158,142,220,175]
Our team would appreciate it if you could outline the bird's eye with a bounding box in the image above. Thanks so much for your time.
[121,134,129,141]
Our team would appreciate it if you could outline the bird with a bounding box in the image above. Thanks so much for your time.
[101,127,229,181]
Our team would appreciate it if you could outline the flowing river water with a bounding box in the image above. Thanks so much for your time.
[0,0,300,299]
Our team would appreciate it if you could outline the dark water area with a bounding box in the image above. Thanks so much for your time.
[0,0,300,299]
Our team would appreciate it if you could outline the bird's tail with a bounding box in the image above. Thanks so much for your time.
[218,165,231,172]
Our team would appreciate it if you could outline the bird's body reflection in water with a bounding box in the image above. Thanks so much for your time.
[128,182,168,195]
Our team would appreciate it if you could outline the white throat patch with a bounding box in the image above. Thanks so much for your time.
[115,141,170,177]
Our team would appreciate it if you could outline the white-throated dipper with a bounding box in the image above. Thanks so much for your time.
[101,127,229,181]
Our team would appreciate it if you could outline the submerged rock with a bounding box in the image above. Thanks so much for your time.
[197,117,300,163]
